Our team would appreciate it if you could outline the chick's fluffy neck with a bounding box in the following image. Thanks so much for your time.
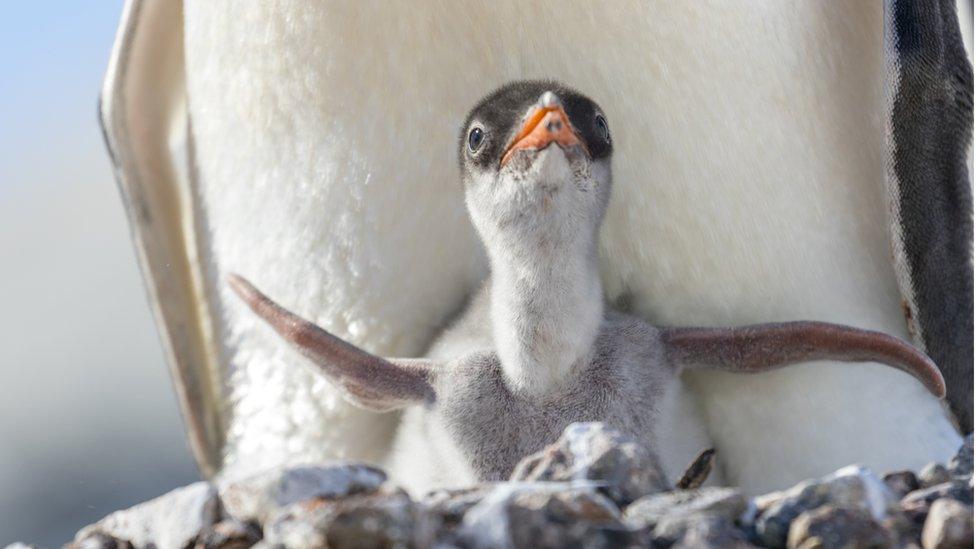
[484,212,605,397]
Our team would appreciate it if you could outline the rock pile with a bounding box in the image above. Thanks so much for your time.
[21,425,973,548]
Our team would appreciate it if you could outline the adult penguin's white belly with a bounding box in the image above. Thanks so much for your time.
[177,2,960,492]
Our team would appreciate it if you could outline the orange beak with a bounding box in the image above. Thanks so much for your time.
[500,105,588,167]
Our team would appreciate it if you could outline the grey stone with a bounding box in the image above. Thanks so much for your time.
[664,515,756,549]
[5,544,40,549]
[753,466,897,548]
[883,471,921,497]
[786,506,889,549]
[460,483,635,548]
[219,462,387,523]
[881,507,925,548]
[947,434,974,478]
[898,479,975,547]
[74,481,220,549]
[423,485,495,539]
[921,498,974,549]
[423,486,494,522]
[623,487,747,531]
[65,533,133,549]
[919,463,951,489]
[196,519,263,548]
[510,422,669,505]
[902,478,974,510]
[263,485,419,548]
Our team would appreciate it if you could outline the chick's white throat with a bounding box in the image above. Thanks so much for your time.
[472,151,611,397]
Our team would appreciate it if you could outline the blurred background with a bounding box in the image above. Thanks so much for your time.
[0,3,199,545]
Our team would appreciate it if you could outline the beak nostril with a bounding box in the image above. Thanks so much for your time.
[546,119,562,133]
[539,91,560,108]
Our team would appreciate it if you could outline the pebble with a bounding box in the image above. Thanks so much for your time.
[624,487,747,531]
[263,485,418,548]
[219,462,387,523]
[753,466,896,548]
[669,515,757,548]
[919,463,952,488]
[921,498,973,549]
[460,483,634,548]
[902,478,974,511]
[786,506,889,549]
[947,434,974,478]
[195,519,263,548]
[510,422,669,506]
[883,470,920,497]
[65,533,132,549]
[72,481,220,549]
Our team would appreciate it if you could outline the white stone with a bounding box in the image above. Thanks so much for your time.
[922,498,974,549]
[219,463,386,523]
[74,481,219,548]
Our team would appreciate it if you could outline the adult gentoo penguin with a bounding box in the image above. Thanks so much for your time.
[100,2,972,493]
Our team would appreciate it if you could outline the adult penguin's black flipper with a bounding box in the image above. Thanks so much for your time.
[884,0,974,431]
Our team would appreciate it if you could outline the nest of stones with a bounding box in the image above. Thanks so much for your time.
[60,423,973,549]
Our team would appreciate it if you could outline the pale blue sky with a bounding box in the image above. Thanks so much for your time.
[0,3,198,545]
[1,2,122,188]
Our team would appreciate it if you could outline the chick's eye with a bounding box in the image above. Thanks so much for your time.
[468,127,485,152]
[596,115,610,142]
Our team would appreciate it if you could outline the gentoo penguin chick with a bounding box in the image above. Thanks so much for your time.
[228,80,945,493]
